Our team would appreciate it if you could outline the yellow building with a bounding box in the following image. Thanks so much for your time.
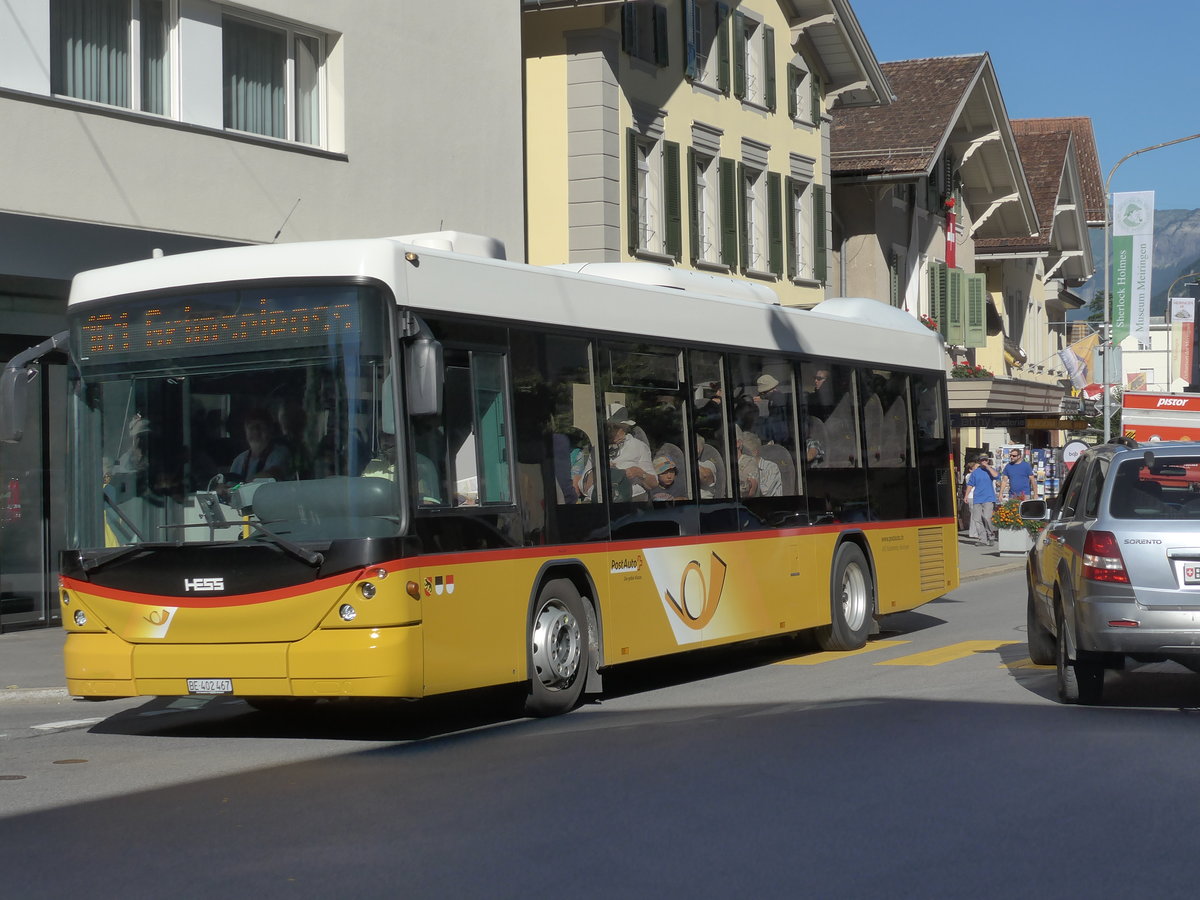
[522,0,891,306]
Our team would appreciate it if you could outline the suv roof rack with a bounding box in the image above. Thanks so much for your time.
[1107,436,1139,448]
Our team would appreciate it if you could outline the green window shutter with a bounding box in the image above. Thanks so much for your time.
[719,157,738,268]
[683,0,697,78]
[785,176,798,279]
[654,3,669,67]
[621,2,636,57]
[966,273,987,347]
[787,66,798,120]
[767,171,783,276]
[688,148,699,263]
[763,25,776,111]
[737,162,749,271]
[928,261,947,337]
[732,11,746,99]
[627,129,639,254]
[946,267,966,344]
[716,3,730,94]
[810,69,821,123]
[812,183,826,283]
[664,140,682,261]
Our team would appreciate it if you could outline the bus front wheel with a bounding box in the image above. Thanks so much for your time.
[816,543,874,652]
[524,579,589,717]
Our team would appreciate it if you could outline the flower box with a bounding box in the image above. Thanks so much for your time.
[997,528,1033,556]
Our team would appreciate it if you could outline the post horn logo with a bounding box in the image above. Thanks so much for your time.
[664,552,727,630]
[144,609,171,626]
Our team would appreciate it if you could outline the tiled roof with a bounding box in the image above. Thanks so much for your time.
[830,55,986,176]
[1011,117,1105,223]
[976,130,1070,252]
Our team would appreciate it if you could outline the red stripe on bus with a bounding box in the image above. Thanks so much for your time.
[63,516,954,607]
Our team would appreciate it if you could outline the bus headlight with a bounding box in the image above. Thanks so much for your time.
[338,603,358,622]
[73,609,88,627]
[359,582,377,600]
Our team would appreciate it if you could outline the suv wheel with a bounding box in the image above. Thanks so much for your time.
[1055,602,1104,705]
[1026,579,1055,666]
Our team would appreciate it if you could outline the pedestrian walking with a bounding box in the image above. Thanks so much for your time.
[967,453,999,545]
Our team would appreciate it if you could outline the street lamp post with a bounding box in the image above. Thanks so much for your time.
[1102,133,1200,441]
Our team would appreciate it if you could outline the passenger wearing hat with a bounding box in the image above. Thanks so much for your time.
[606,407,656,500]
[753,372,791,445]
[650,454,687,500]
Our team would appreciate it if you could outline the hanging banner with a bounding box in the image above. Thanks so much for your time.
[1111,191,1154,347]
[1181,322,1195,384]
[1058,330,1100,389]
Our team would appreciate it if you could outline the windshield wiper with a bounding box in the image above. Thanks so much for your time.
[79,543,172,573]
[243,520,325,568]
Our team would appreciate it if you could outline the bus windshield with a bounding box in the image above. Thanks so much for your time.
[67,283,401,551]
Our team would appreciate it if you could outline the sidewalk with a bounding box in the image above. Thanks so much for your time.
[0,538,1024,699]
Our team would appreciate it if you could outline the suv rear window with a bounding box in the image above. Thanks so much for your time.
[1110,456,1200,519]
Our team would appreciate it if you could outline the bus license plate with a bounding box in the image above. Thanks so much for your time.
[187,678,233,695]
[1184,565,1200,586]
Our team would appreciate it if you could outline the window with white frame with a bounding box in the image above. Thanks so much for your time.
[223,14,325,146]
[693,152,721,264]
[787,63,814,123]
[685,0,724,90]
[50,0,171,115]
[788,178,812,280]
[741,164,768,272]
[733,11,774,111]
[627,128,681,260]
[635,137,663,254]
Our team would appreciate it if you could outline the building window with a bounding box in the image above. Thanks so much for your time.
[627,131,680,260]
[622,1,668,67]
[733,12,774,111]
[223,14,325,145]
[684,0,727,92]
[739,164,780,276]
[692,151,721,264]
[50,0,171,115]
[787,178,813,280]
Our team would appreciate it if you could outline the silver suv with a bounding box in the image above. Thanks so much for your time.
[1022,438,1200,704]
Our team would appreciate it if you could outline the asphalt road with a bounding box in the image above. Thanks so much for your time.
[6,568,1200,898]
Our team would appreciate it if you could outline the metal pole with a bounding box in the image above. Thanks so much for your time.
[1102,132,1200,442]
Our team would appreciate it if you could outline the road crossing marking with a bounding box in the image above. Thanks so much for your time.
[1002,656,1054,670]
[777,640,910,665]
[875,640,1020,667]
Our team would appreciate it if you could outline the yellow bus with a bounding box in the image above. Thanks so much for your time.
[1,233,957,716]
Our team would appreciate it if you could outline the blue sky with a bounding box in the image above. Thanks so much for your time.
[850,0,1200,211]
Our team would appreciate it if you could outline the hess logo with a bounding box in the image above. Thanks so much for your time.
[184,577,225,592]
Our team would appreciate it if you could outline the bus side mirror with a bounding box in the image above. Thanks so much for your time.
[0,331,68,443]
[406,336,443,416]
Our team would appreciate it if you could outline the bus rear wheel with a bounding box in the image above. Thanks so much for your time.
[816,543,873,652]
[524,579,589,717]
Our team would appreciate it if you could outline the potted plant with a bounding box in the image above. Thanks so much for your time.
[991,499,1044,555]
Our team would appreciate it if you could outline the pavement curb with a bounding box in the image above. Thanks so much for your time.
[0,687,69,702]
[959,560,1025,582]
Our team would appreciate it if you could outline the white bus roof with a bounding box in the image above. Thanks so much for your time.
[68,235,945,372]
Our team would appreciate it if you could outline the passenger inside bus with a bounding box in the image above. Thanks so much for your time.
[229,407,292,483]
[605,407,657,501]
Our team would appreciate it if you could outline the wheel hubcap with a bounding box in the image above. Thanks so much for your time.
[531,599,582,690]
[840,562,868,631]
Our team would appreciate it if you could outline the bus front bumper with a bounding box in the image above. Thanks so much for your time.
[64,624,423,699]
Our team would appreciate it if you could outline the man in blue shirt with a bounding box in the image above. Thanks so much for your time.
[1001,448,1038,500]
[966,453,999,545]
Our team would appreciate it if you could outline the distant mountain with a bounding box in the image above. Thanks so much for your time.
[1078,209,1200,315]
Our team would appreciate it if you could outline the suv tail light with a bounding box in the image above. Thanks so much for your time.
[1083,530,1130,584]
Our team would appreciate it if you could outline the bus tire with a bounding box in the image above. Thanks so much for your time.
[524,578,589,717]
[816,543,873,652]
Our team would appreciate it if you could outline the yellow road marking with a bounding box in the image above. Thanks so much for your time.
[876,640,1021,666]
[778,640,910,665]
[1003,656,1054,670]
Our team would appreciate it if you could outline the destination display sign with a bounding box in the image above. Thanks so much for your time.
[74,287,366,361]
